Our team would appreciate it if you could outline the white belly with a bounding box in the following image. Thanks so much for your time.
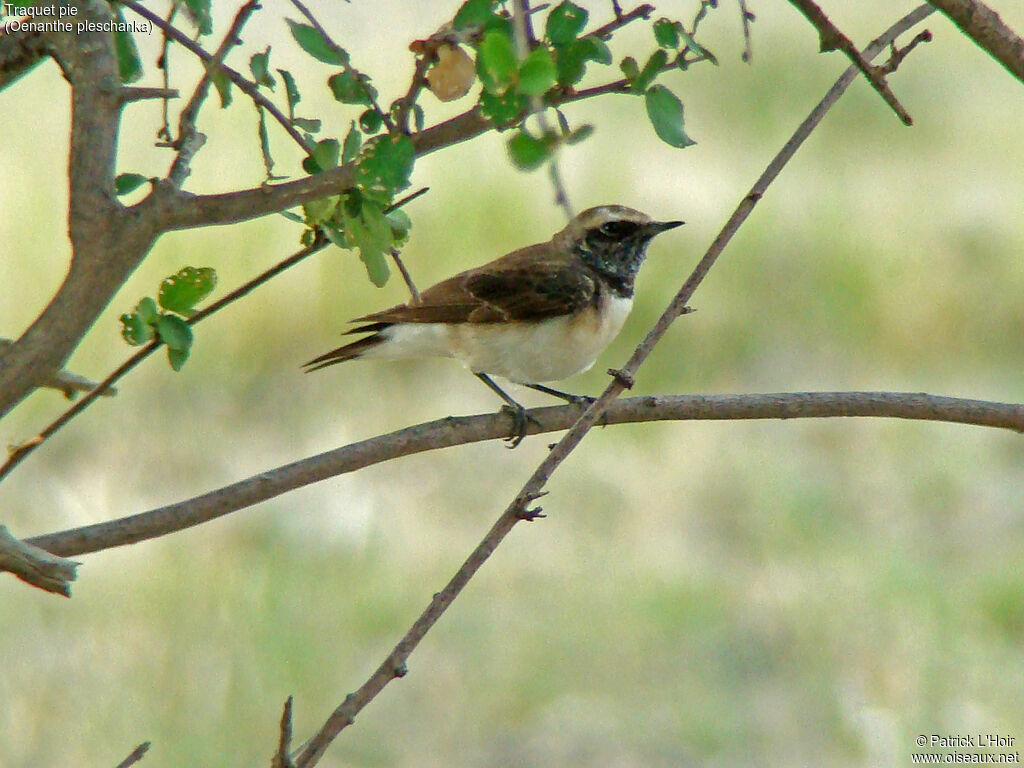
[371,295,633,383]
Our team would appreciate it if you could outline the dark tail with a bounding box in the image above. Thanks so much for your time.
[303,323,391,372]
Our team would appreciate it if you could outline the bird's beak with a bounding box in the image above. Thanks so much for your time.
[647,220,684,236]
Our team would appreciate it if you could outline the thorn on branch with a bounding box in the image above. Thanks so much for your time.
[114,741,152,768]
[607,367,635,389]
[271,696,295,768]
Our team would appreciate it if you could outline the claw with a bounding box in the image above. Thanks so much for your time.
[501,403,540,448]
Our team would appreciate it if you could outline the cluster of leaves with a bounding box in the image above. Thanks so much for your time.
[119,267,217,370]
[453,0,704,168]
[243,22,419,285]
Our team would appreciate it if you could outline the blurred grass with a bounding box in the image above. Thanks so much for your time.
[2,1,1024,766]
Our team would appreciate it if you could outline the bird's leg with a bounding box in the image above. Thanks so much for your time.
[522,382,595,407]
[475,373,539,448]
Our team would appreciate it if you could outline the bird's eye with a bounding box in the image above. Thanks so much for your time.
[598,221,636,238]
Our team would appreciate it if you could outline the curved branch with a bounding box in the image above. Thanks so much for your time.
[16,391,1021,562]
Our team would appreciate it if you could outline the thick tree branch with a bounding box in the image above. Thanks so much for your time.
[14,391,1018,566]
[0,1,158,421]
[0,524,79,596]
[928,0,1024,84]
[0,24,48,90]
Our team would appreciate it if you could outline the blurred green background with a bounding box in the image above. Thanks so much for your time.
[2,1,1023,766]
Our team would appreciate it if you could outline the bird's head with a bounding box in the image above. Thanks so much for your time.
[558,205,683,293]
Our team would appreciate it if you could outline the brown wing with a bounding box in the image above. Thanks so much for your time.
[352,245,596,325]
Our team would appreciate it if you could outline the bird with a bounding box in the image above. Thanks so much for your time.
[305,204,683,446]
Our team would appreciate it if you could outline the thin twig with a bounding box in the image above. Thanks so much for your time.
[590,2,653,40]
[739,0,755,63]
[293,7,938,764]
[787,0,916,125]
[390,248,420,304]
[122,0,315,154]
[155,3,176,142]
[0,188,427,484]
[512,0,573,219]
[170,0,262,185]
[289,0,396,133]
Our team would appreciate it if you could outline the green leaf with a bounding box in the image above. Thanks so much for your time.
[632,49,667,92]
[620,56,639,82]
[280,210,304,224]
[342,121,362,163]
[358,108,383,134]
[477,30,518,94]
[555,35,610,85]
[113,11,142,84]
[507,131,553,171]
[136,297,159,325]
[303,138,340,174]
[167,347,190,372]
[340,204,393,286]
[211,68,233,107]
[386,209,412,247]
[257,105,276,178]
[115,173,149,196]
[292,117,321,133]
[356,134,415,194]
[119,300,156,346]
[328,70,377,106]
[644,85,695,148]
[303,196,339,226]
[545,1,588,47]
[158,267,217,317]
[518,46,557,96]
[565,124,594,144]
[156,313,193,352]
[653,18,680,49]
[250,47,275,89]
[287,19,348,66]
[183,0,212,36]
[278,69,301,114]
[454,0,496,30]
[478,88,527,125]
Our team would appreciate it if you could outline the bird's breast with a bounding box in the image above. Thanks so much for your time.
[448,293,633,383]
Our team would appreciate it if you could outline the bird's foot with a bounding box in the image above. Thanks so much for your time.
[500,404,540,449]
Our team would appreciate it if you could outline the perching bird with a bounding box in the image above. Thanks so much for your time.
[305,204,683,446]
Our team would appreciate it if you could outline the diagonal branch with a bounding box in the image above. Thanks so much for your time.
[788,0,916,124]
[293,6,939,764]
[927,0,1024,85]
